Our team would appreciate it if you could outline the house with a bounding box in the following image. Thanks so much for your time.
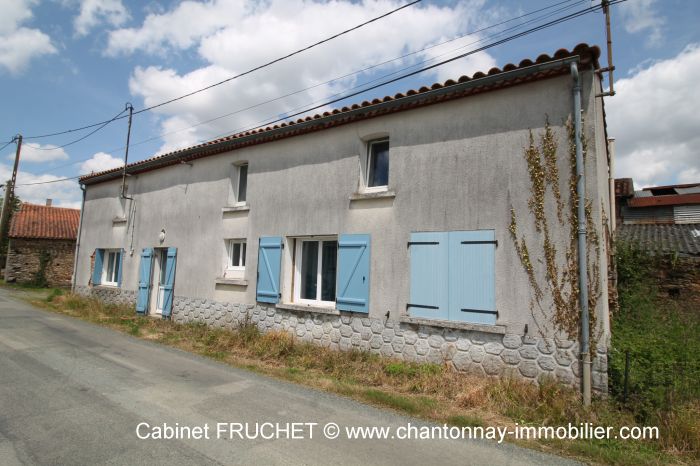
[615,179,700,258]
[5,201,80,287]
[75,44,612,392]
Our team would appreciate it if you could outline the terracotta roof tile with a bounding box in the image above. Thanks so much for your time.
[9,203,80,240]
[80,43,600,185]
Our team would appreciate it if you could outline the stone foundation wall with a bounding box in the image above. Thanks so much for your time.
[5,238,76,287]
[75,285,136,306]
[75,286,608,392]
[171,296,608,393]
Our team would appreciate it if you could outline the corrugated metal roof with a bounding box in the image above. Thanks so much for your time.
[621,206,674,224]
[617,223,700,257]
[674,205,700,224]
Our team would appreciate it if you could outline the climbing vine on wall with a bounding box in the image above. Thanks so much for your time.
[33,250,52,288]
[509,118,600,354]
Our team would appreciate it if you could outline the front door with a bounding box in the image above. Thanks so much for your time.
[150,249,168,316]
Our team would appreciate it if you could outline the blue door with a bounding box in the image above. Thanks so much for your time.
[136,248,153,314]
[160,247,177,318]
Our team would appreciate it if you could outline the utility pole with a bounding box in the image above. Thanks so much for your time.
[120,103,134,199]
[0,134,22,274]
[597,0,616,97]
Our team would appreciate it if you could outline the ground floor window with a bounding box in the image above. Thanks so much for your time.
[224,239,246,278]
[294,238,337,306]
[102,249,121,286]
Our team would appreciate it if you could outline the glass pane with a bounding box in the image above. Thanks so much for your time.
[106,252,115,282]
[159,250,168,285]
[238,164,248,203]
[232,243,241,267]
[113,252,120,283]
[300,241,318,300]
[241,243,246,267]
[368,140,389,187]
[321,241,337,302]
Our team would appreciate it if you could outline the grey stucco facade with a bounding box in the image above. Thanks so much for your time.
[75,46,612,392]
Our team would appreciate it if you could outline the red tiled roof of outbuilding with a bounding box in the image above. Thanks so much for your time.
[9,203,80,240]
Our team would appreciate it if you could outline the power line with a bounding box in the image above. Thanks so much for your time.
[23,106,129,151]
[44,0,586,171]
[22,0,423,140]
[16,0,626,187]
[0,139,16,153]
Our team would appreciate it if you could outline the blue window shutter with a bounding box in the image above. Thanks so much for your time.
[92,249,104,285]
[256,237,283,303]
[117,249,125,288]
[161,247,177,317]
[448,230,496,324]
[136,248,153,314]
[336,234,371,313]
[408,232,448,320]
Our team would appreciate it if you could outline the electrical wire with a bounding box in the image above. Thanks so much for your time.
[22,0,423,140]
[0,139,16,153]
[15,0,626,187]
[43,0,586,171]
[23,107,129,151]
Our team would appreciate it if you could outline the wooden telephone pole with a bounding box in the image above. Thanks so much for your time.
[0,135,23,272]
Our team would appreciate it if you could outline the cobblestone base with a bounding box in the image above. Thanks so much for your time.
[171,296,608,393]
[75,285,136,307]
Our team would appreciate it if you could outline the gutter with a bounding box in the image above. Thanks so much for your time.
[71,184,86,294]
[82,55,584,186]
[571,62,592,406]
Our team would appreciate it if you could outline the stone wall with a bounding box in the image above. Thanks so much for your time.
[75,285,136,306]
[170,296,608,393]
[5,238,76,287]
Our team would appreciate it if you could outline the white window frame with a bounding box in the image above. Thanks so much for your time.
[225,239,246,278]
[293,237,337,307]
[234,163,248,206]
[364,138,390,192]
[101,249,121,286]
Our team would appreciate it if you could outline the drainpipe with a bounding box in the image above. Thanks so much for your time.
[71,184,86,294]
[571,62,591,406]
[608,138,616,235]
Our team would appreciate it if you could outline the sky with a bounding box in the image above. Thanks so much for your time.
[0,0,698,208]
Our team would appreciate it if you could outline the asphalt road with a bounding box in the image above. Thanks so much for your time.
[0,289,580,465]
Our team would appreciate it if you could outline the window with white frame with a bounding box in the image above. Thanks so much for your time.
[365,139,390,189]
[236,163,248,204]
[225,239,246,277]
[102,249,121,286]
[293,237,337,306]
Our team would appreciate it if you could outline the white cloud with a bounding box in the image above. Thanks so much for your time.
[80,152,123,174]
[0,164,81,208]
[74,0,130,37]
[6,143,69,163]
[607,44,700,187]
[0,0,56,75]
[115,0,497,155]
[618,0,665,46]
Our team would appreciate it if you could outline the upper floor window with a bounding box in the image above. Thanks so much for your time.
[228,162,248,206]
[366,139,390,189]
[237,163,248,204]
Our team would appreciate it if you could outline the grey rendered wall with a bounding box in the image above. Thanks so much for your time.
[75,70,610,389]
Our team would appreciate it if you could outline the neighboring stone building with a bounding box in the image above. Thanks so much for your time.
[75,44,613,392]
[5,201,80,287]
